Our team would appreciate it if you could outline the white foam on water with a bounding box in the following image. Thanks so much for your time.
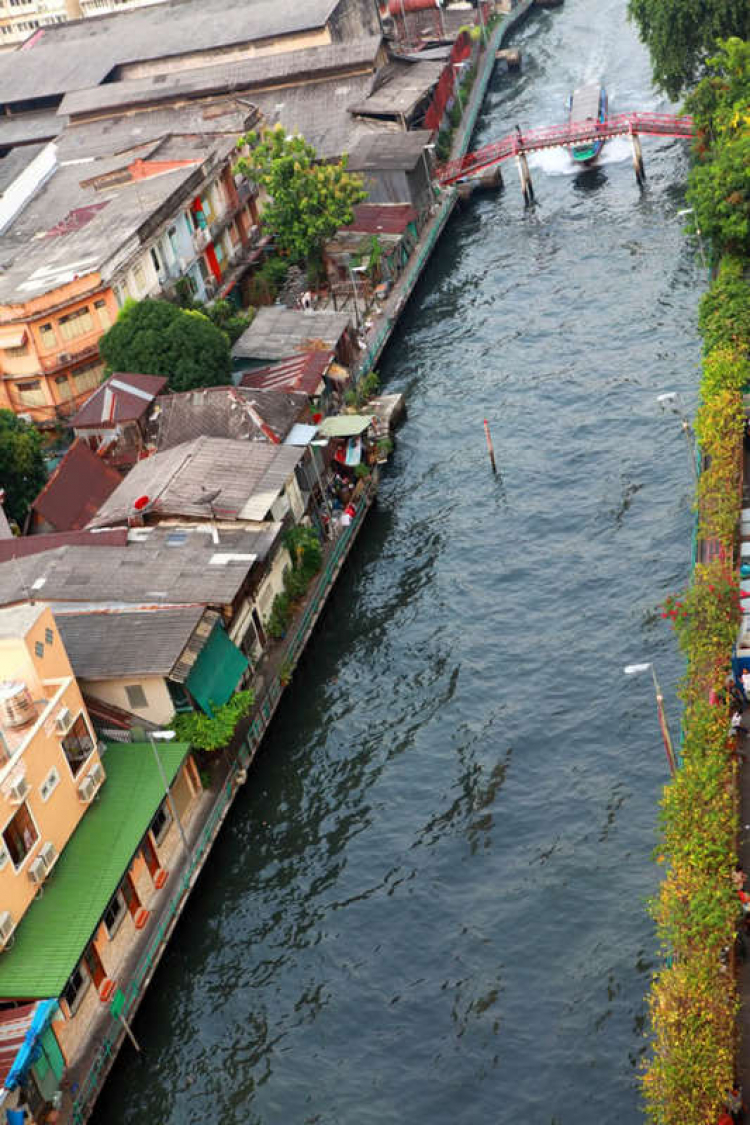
[528,135,633,177]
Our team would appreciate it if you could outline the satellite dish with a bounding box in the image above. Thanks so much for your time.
[133,495,150,511]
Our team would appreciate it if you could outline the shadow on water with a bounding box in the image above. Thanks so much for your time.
[91,1,705,1122]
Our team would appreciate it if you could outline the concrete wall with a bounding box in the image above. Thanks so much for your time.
[0,607,101,929]
[80,674,176,727]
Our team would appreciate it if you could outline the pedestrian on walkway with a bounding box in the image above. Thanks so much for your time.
[731,711,748,738]
[741,666,750,701]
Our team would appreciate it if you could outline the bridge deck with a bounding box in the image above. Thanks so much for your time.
[438,112,694,185]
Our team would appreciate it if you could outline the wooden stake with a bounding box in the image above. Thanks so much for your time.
[119,1013,142,1054]
[483,419,497,474]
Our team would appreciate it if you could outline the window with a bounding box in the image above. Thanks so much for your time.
[58,306,93,342]
[149,802,172,845]
[15,380,45,407]
[168,226,179,257]
[103,890,126,938]
[125,684,147,710]
[2,804,39,869]
[45,627,53,645]
[113,284,126,308]
[132,264,145,292]
[61,714,95,776]
[40,767,60,802]
[149,247,161,274]
[34,641,44,658]
[39,323,56,349]
[82,943,105,988]
[62,964,90,1016]
[93,299,111,329]
[72,363,103,396]
[54,375,73,401]
[5,342,28,357]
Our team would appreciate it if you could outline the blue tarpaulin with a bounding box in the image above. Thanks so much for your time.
[4,999,57,1090]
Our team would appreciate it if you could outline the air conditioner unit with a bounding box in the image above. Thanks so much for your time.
[55,706,72,733]
[17,413,33,424]
[89,763,105,789]
[8,776,29,804]
[0,911,14,948]
[58,353,71,364]
[39,841,58,873]
[28,856,47,885]
[78,774,96,803]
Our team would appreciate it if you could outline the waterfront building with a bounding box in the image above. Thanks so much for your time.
[150,385,310,452]
[0,103,260,426]
[232,308,357,376]
[26,440,122,534]
[346,130,436,216]
[0,603,104,935]
[70,373,167,470]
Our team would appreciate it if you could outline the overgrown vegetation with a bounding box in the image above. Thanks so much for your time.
[266,526,324,639]
[173,690,255,751]
[0,410,47,527]
[640,37,750,1124]
[628,0,750,99]
[234,126,366,271]
[99,298,231,390]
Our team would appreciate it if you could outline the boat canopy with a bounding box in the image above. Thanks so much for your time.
[570,84,601,122]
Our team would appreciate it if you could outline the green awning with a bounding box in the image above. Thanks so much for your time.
[185,622,248,716]
[317,414,374,438]
[0,741,190,1000]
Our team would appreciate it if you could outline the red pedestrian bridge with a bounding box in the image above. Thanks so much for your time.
[437,112,695,200]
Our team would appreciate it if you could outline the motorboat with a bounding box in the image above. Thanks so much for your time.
[568,83,608,164]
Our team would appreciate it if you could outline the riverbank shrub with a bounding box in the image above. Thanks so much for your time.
[173,690,255,751]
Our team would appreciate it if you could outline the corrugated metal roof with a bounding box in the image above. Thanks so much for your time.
[349,60,444,118]
[0,529,127,562]
[0,1002,40,1089]
[232,308,352,362]
[71,373,167,430]
[89,437,304,526]
[0,741,189,999]
[0,0,348,105]
[239,351,333,396]
[0,524,282,609]
[347,129,433,171]
[55,605,208,679]
[153,385,306,450]
[341,202,418,234]
[318,414,374,437]
[31,440,123,532]
[60,38,383,120]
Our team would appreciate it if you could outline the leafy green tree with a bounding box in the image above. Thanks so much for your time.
[235,125,367,265]
[173,282,255,346]
[0,410,47,526]
[99,298,231,391]
[628,0,750,99]
[682,40,750,254]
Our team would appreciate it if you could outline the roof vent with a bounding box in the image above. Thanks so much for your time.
[0,682,37,729]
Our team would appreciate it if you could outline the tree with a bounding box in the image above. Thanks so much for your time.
[234,125,367,265]
[99,299,231,391]
[627,0,750,99]
[684,40,750,255]
[0,410,47,527]
[173,285,255,346]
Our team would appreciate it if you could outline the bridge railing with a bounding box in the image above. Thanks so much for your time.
[438,111,694,184]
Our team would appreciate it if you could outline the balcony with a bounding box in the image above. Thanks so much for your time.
[193,227,210,253]
[39,342,99,373]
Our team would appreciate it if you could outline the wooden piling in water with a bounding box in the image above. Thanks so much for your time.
[630,131,645,186]
[515,151,534,205]
[483,419,497,473]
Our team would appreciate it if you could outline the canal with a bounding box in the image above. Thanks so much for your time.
[92,1,705,1121]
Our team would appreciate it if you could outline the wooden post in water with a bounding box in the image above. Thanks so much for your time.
[515,151,534,206]
[483,419,497,474]
[630,130,645,186]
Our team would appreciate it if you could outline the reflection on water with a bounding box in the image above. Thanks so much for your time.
[92,1,703,1123]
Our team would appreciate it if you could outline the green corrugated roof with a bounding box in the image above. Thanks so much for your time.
[185,623,247,716]
[0,741,189,1000]
[317,414,373,437]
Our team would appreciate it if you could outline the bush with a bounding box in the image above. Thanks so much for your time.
[698,256,750,353]
[267,591,292,639]
[172,690,255,751]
